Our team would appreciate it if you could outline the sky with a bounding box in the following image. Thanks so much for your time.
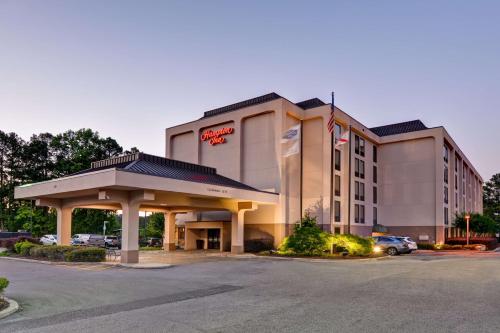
[0,0,499,180]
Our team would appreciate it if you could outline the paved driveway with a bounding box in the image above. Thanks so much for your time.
[1,253,500,333]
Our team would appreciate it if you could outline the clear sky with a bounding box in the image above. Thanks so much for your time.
[1,0,498,180]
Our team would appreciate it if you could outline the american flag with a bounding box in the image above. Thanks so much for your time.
[327,92,335,133]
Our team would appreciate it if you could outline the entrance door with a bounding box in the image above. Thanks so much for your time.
[207,229,221,250]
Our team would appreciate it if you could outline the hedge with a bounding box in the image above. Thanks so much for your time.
[0,277,8,293]
[446,237,498,250]
[30,245,74,261]
[13,241,106,262]
[63,247,105,262]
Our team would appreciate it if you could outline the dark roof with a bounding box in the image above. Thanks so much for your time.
[295,98,326,110]
[202,93,328,119]
[73,153,270,193]
[203,93,282,118]
[369,120,428,137]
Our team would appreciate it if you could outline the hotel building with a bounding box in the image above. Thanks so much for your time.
[15,93,483,263]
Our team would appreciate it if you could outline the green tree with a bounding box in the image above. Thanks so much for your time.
[279,214,330,255]
[483,173,500,226]
[0,131,25,231]
[50,129,123,177]
[453,212,499,236]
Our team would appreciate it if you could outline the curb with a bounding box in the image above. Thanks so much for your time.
[252,255,390,263]
[0,256,113,266]
[0,297,19,320]
[117,263,173,269]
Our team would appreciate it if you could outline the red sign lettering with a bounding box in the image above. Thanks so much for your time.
[200,127,234,145]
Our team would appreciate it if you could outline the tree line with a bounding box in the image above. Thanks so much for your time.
[0,128,139,235]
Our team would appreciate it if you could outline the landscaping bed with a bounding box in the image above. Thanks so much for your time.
[417,243,487,251]
[9,241,106,262]
[258,251,384,260]
[275,214,376,258]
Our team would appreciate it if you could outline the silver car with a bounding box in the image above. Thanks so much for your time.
[394,236,418,252]
[373,236,411,256]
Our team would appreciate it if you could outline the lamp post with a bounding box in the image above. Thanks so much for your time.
[465,214,471,245]
[103,221,109,236]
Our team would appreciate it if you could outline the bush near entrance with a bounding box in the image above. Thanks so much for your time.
[12,241,106,262]
[278,214,374,256]
[63,247,105,262]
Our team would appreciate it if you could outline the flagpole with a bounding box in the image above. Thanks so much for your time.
[300,120,303,219]
[347,125,352,235]
[329,92,335,234]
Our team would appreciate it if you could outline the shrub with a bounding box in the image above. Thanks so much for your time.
[30,245,74,261]
[244,239,274,253]
[64,247,105,262]
[14,241,38,256]
[330,234,374,256]
[417,243,436,250]
[0,237,39,251]
[278,214,374,256]
[0,277,8,293]
[279,215,330,255]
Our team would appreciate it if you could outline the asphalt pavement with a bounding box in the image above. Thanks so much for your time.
[1,253,500,333]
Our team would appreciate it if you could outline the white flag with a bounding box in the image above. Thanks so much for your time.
[282,124,301,157]
[281,124,301,143]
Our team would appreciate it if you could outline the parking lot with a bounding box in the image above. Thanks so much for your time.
[1,252,500,333]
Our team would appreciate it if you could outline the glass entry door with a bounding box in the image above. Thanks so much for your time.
[207,229,221,250]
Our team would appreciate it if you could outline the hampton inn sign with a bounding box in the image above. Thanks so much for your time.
[200,127,235,145]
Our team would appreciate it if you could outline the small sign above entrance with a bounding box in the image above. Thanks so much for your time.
[200,127,234,145]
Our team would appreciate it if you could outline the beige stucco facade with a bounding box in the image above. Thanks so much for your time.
[165,93,483,245]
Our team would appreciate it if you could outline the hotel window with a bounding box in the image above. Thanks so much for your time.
[334,123,342,141]
[444,186,448,204]
[355,181,364,201]
[360,182,365,201]
[334,201,341,222]
[443,145,449,163]
[373,166,377,183]
[355,204,365,224]
[335,149,341,171]
[455,156,458,172]
[444,207,449,225]
[373,146,377,163]
[444,166,448,184]
[455,175,458,190]
[455,193,458,208]
[335,175,341,196]
[355,135,365,157]
[373,186,377,204]
[355,158,365,179]
[373,207,378,225]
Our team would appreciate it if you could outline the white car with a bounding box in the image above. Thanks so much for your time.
[40,234,57,245]
[395,236,418,251]
[71,234,91,245]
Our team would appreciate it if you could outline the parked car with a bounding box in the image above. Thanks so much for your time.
[40,234,57,245]
[71,234,91,245]
[146,237,163,247]
[104,235,119,248]
[87,234,106,247]
[394,236,418,252]
[373,236,411,256]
